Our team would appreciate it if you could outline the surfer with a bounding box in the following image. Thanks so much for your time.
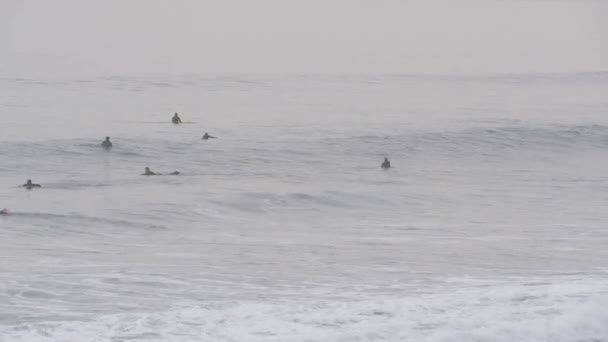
[142,167,157,176]
[172,113,182,124]
[101,136,112,149]
[22,179,41,189]
[0,209,9,215]
[141,167,180,176]
[381,157,391,169]
[202,132,217,140]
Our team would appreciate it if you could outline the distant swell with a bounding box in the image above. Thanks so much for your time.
[2,212,166,230]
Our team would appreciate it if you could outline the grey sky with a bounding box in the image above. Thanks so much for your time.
[1,0,607,76]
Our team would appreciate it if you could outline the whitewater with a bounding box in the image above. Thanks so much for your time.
[1,73,608,341]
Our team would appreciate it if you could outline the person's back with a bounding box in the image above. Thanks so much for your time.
[102,137,112,149]
[172,113,182,124]
[381,158,391,169]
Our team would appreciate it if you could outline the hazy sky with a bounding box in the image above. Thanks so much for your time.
[1,0,607,76]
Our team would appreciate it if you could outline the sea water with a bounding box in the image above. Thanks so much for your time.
[1,73,608,341]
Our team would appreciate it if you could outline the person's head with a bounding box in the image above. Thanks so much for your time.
[384,157,389,161]
[105,136,110,141]
[145,167,150,172]
[26,179,32,185]
[174,113,178,116]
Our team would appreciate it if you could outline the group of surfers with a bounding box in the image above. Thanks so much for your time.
[19,113,392,190]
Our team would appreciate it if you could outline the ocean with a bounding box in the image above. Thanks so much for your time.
[1,73,608,341]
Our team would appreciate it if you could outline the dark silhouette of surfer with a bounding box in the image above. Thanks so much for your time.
[22,179,41,189]
[101,136,112,149]
[172,113,182,124]
[142,167,157,176]
[381,158,391,169]
[202,132,217,140]
[141,167,180,176]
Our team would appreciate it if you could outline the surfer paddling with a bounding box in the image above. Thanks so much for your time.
[141,167,180,176]
[202,132,217,140]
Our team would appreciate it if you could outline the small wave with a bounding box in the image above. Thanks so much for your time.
[0,138,190,170]
[378,70,608,84]
[0,212,166,230]
[328,124,608,159]
[474,70,608,84]
[210,191,365,214]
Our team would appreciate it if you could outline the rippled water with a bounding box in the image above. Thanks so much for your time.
[1,73,608,341]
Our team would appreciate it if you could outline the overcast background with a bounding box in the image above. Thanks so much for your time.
[1,0,607,76]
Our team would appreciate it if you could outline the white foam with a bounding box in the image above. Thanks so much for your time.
[2,278,607,342]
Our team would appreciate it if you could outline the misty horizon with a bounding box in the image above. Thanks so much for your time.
[2,0,607,77]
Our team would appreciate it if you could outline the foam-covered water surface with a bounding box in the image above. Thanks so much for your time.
[1,73,608,341]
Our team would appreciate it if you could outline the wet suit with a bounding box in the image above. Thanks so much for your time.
[381,159,391,169]
[172,114,182,124]
[102,138,112,149]
[202,133,217,140]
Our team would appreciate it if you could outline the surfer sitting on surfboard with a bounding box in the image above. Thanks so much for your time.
[172,113,182,124]
[381,158,391,169]
[22,179,41,190]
